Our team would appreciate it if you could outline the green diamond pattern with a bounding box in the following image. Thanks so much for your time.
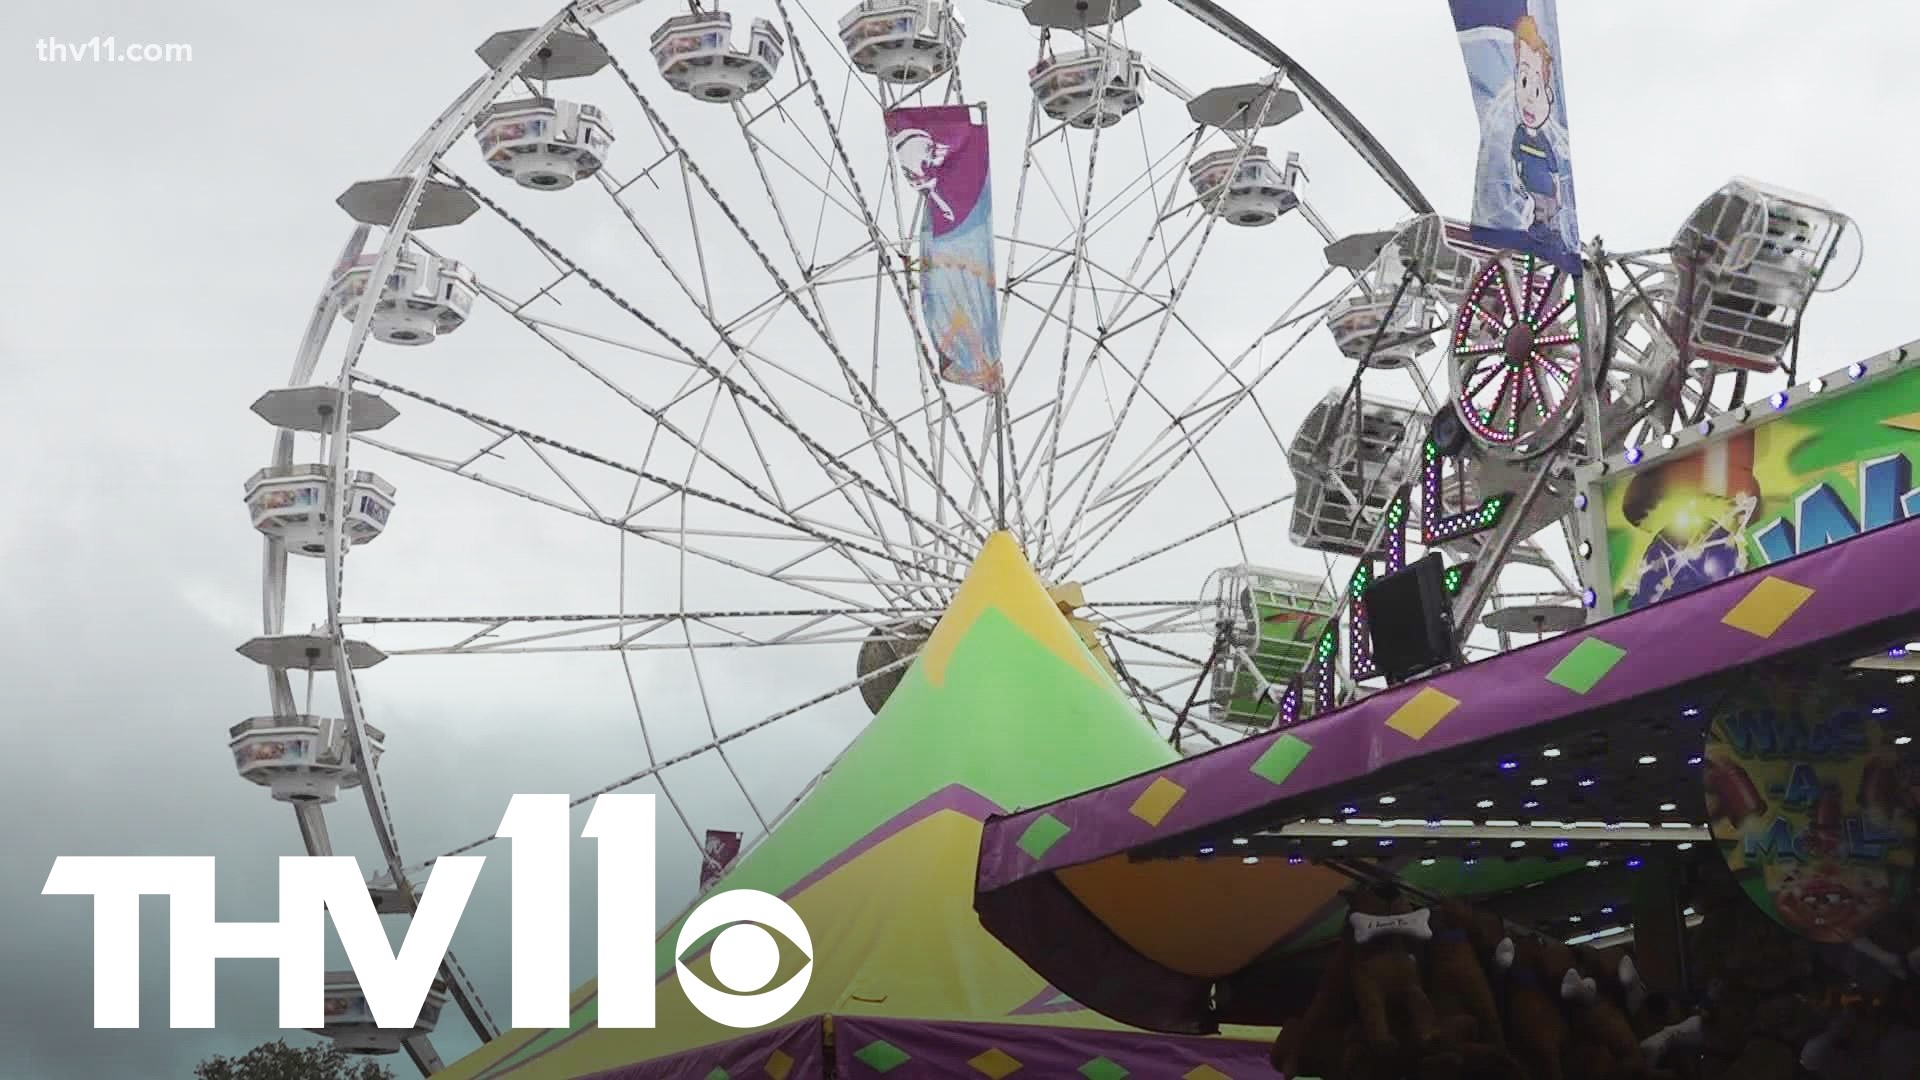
[1249,733,1313,786]
[1545,637,1627,694]
[1016,813,1070,860]
[703,1071,729,1080]
[854,1040,911,1072]
[1079,1057,1130,1080]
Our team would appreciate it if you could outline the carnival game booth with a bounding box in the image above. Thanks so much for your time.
[975,480,1920,1075]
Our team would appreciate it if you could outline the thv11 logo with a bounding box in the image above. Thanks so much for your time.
[42,794,812,1030]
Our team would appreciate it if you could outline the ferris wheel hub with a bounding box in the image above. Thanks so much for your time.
[1447,250,1584,460]
[1503,320,1536,364]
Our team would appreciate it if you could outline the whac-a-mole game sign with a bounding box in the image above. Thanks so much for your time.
[1705,673,1915,943]
[1574,341,1920,618]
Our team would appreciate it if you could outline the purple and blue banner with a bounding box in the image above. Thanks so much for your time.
[1448,0,1582,273]
[699,829,742,890]
[885,105,1003,392]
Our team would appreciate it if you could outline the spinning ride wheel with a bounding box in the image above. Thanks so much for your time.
[1446,251,1584,460]
[1593,262,1746,451]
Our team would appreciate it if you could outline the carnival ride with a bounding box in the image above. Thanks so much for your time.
[236,0,1885,1073]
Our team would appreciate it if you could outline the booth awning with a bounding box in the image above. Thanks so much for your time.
[974,515,1920,1035]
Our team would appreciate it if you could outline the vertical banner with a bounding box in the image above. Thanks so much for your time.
[699,829,743,891]
[1448,0,1582,272]
[885,105,1004,392]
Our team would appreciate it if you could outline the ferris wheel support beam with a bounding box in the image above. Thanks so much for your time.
[1447,453,1565,650]
[1077,492,1294,586]
[357,429,956,625]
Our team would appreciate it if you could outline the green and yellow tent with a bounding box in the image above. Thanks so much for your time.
[438,532,1277,1079]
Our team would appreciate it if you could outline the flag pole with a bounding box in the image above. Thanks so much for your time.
[993,387,1009,531]
[1572,246,1606,477]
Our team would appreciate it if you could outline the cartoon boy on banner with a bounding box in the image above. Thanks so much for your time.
[1510,17,1561,244]
[1448,0,1581,273]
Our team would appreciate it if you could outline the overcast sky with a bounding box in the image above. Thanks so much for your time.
[4,1,1919,1077]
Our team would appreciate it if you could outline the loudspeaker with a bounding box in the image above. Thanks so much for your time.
[1364,551,1455,683]
[1429,404,1470,458]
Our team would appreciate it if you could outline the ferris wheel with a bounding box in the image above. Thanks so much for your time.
[228,0,1458,1068]
[230,0,1862,1071]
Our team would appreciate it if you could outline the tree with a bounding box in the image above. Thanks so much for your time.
[195,1039,396,1080]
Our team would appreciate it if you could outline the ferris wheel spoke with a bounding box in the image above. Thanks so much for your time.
[1524,357,1558,418]
[1528,265,1564,320]
[1074,265,1350,514]
[1077,493,1294,586]
[563,46,993,555]
[1055,311,1325,580]
[394,274,929,588]
[687,306,938,607]
[1002,142,1197,308]
[345,605,938,656]
[1467,300,1507,335]
[1026,23,1138,559]
[1494,259,1523,322]
[400,642,922,879]
[440,171,986,568]
[1049,137,1253,560]
[348,381,952,595]
[752,4,1000,550]
[1063,300,1311,539]
[727,112,990,569]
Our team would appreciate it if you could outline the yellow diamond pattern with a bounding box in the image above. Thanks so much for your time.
[765,1050,794,1080]
[1184,1067,1232,1080]
[969,1048,1024,1077]
[1384,687,1460,740]
[1128,776,1187,827]
[1721,576,1814,639]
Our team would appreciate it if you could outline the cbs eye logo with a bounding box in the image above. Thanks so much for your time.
[674,890,814,1027]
